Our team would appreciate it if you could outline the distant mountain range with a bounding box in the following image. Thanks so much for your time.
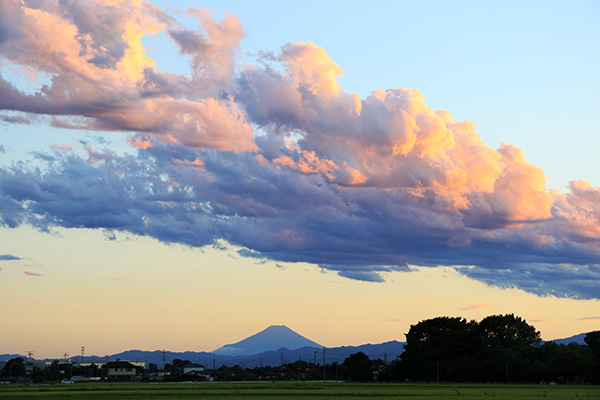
[212,325,322,356]
[0,327,593,366]
[551,332,588,345]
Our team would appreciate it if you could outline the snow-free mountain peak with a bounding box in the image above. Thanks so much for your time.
[212,325,322,356]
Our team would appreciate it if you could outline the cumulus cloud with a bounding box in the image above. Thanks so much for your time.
[0,254,22,260]
[0,0,255,152]
[0,1,599,299]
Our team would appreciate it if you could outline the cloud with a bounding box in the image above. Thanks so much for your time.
[529,319,549,323]
[0,1,599,299]
[0,0,256,153]
[0,112,31,124]
[24,271,42,276]
[337,270,385,283]
[0,254,22,261]
[460,304,491,311]
[109,277,128,283]
[575,316,600,321]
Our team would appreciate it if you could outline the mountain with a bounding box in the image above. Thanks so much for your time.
[551,332,589,345]
[0,354,26,362]
[212,325,322,356]
[0,325,406,368]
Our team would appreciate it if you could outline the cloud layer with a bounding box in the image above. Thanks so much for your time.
[1,1,599,298]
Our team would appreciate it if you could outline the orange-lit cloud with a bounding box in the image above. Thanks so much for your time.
[0,0,255,153]
[24,271,42,276]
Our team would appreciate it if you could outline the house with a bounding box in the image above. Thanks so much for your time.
[106,361,139,382]
[182,363,205,375]
[182,363,209,381]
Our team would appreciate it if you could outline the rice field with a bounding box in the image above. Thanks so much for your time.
[1,381,599,399]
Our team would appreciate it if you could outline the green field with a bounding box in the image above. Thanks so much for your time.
[1,382,599,399]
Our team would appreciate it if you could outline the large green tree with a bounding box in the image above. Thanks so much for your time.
[585,331,600,381]
[479,314,541,349]
[584,331,600,362]
[401,316,480,381]
[1,357,26,378]
[342,352,373,381]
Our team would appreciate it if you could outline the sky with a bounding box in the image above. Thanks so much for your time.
[0,0,599,360]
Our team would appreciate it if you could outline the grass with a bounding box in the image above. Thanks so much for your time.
[0,381,599,399]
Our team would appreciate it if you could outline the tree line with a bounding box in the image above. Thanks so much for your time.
[390,314,600,383]
[2,314,599,384]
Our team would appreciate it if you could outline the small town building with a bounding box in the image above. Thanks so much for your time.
[183,363,205,375]
[106,361,139,382]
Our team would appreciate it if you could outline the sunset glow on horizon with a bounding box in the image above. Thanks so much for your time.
[0,0,599,359]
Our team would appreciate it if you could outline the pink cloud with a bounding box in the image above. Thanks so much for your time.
[24,271,42,276]
[460,304,491,311]
[0,1,256,153]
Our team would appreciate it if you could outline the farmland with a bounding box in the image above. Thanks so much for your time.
[1,382,599,399]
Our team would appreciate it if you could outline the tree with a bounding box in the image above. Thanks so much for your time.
[30,367,46,383]
[0,357,26,378]
[475,314,541,381]
[342,352,373,381]
[584,331,600,362]
[585,331,600,382]
[479,314,541,349]
[401,316,480,381]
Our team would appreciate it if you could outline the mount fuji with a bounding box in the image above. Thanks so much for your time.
[212,325,322,356]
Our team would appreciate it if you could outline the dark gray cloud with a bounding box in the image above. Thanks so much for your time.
[0,141,599,297]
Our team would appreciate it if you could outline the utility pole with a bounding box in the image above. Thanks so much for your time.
[384,352,387,364]
[335,359,338,382]
[314,351,317,365]
[436,361,440,383]
[280,352,284,366]
[322,347,326,381]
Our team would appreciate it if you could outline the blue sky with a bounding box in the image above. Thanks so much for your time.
[145,0,600,189]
